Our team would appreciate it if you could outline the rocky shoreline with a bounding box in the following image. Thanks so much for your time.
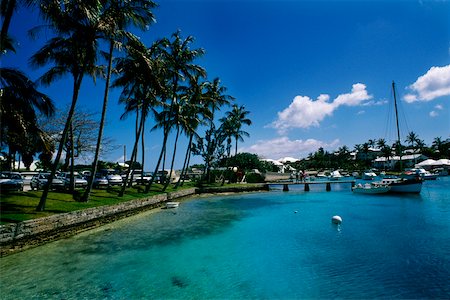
[0,184,268,257]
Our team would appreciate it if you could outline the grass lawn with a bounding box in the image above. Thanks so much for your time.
[0,183,197,224]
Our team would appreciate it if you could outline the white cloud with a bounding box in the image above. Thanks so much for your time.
[333,83,372,106]
[268,83,372,132]
[357,110,365,115]
[429,111,438,117]
[435,104,443,110]
[404,65,450,102]
[240,136,340,160]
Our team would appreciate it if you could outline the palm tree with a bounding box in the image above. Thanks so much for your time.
[113,39,165,196]
[31,3,101,211]
[0,68,55,170]
[1,0,55,170]
[224,104,252,156]
[405,131,419,152]
[377,138,387,149]
[82,0,157,202]
[174,75,210,188]
[368,139,377,149]
[201,78,234,180]
[145,31,205,192]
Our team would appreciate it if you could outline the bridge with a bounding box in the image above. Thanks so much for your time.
[266,180,356,192]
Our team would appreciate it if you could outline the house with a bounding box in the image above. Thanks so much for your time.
[373,154,428,170]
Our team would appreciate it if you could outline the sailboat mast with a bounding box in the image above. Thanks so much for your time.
[392,81,403,171]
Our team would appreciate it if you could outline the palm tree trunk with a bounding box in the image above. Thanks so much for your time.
[69,122,75,193]
[119,112,145,197]
[181,142,193,187]
[235,135,238,156]
[82,40,114,202]
[144,130,168,193]
[37,74,83,211]
[141,118,145,180]
[129,105,140,187]
[0,0,15,50]
[163,125,180,192]
[175,133,193,188]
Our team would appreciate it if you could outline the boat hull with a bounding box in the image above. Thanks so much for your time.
[352,186,391,194]
[389,182,422,193]
[377,178,422,193]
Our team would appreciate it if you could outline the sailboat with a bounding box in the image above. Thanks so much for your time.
[375,81,422,193]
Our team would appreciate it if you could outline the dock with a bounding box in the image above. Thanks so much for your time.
[267,180,356,192]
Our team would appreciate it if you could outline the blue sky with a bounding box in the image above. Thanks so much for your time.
[4,0,450,169]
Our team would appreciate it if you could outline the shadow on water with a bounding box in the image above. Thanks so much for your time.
[69,195,285,256]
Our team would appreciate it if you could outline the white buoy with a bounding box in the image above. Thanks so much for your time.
[331,215,342,224]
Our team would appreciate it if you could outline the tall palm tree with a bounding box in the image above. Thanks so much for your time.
[31,2,101,211]
[201,78,234,178]
[145,31,205,192]
[82,0,157,202]
[113,39,165,196]
[224,104,252,156]
[174,75,210,188]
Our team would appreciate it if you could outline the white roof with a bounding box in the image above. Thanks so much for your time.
[416,159,437,166]
[416,158,450,167]
[261,158,283,166]
[435,159,450,166]
[278,157,300,163]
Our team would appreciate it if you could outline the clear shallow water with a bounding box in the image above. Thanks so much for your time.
[1,178,449,299]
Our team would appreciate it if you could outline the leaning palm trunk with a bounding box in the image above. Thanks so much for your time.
[37,75,83,211]
[141,119,145,180]
[162,125,181,191]
[82,41,114,202]
[129,105,140,187]
[119,111,145,197]
[69,123,75,193]
[175,133,193,188]
[144,131,167,192]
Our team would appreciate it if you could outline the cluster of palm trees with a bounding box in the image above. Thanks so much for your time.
[1,0,252,211]
[301,132,449,171]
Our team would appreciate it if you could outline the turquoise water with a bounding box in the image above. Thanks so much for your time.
[1,178,449,299]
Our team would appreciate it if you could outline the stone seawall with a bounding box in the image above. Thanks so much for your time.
[0,184,269,257]
[0,188,196,257]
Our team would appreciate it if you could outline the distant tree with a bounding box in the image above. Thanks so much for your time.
[223,104,252,156]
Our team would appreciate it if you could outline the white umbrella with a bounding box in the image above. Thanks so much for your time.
[435,159,450,166]
[416,159,437,167]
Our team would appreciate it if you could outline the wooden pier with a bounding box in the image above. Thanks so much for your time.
[267,180,356,192]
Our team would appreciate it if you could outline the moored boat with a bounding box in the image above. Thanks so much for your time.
[329,170,343,180]
[362,170,377,180]
[352,183,391,194]
[377,81,422,194]
[376,176,422,193]
[409,168,438,180]
[165,202,179,209]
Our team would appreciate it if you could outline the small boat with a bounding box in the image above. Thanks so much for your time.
[165,202,179,209]
[409,168,438,180]
[329,170,343,180]
[362,170,377,180]
[352,183,391,194]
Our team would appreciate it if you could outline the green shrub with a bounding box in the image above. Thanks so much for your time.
[246,172,265,183]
